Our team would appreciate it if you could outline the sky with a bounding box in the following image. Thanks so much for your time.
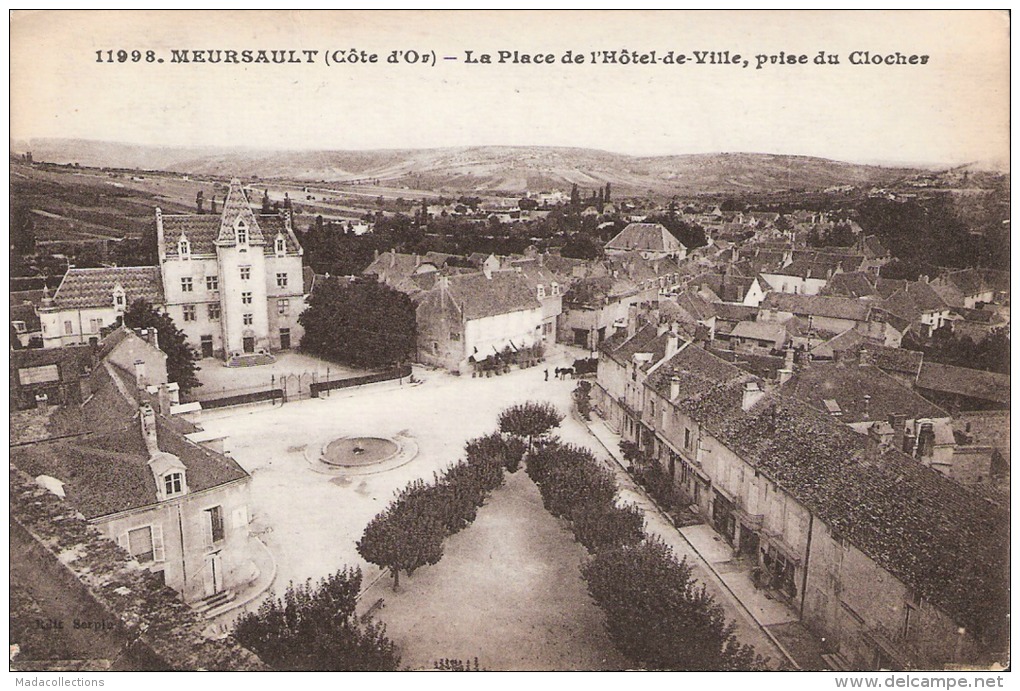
[9,10,1011,168]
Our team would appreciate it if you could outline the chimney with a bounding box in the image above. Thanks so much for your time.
[664,333,680,360]
[859,348,870,366]
[374,249,379,261]
[140,403,159,456]
[784,348,795,370]
[862,394,871,420]
[626,304,639,339]
[742,380,765,411]
[414,254,421,267]
[889,413,906,452]
[778,368,794,385]
[157,383,172,416]
[670,374,681,401]
[133,359,147,389]
[390,249,396,267]
[538,253,544,267]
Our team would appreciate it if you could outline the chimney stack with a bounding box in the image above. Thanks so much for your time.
[140,403,159,456]
[664,333,680,360]
[670,374,681,401]
[133,359,147,390]
[741,380,765,411]
[889,413,906,451]
[157,383,172,416]
[626,305,639,339]
[778,368,794,385]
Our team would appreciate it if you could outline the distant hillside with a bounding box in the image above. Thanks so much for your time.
[15,139,924,195]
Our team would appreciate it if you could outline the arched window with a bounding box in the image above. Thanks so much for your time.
[178,235,190,258]
[236,221,248,245]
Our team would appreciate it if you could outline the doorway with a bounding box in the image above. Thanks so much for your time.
[242,336,255,353]
[203,553,223,597]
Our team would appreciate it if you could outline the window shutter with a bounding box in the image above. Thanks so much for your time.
[202,511,213,547]
[151,525,165,563]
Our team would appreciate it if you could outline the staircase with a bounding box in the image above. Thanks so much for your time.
[192,589,236,618]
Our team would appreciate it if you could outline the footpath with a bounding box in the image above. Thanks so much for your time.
[579,411,832,671]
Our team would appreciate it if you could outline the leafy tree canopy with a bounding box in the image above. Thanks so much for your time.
[233,568,400,671]
[298,277,416,369]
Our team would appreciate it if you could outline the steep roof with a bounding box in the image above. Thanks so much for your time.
[916,363,1010,405]
[822,271,879,299]
[729,320,786,344]
[636,342,1008,641]
[160,212,300,257]
[53,267,164,310]
[10,362,248,520]
[712,393,1008,642]
[761,293,871,322]
[442,271,540,321]
[216,178,264,245]
[783,361,948,424]
[605,223,686,253]
[645,341,747,402]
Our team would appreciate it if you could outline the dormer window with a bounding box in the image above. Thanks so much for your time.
[552,282,560,296]
[236,220,248,245]
[537,284,546,299]
[164,472,184,497]
[178,235,191,258]
[113,285,126,311]
[275,235,286,255]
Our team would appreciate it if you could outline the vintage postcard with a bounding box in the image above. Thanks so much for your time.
[8,10,1010,682]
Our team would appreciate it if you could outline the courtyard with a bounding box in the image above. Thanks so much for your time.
[198,346,788,668]
[189,351,367,402]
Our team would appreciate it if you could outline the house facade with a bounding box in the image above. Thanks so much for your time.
[415,270,542,373]
[39,179,306,361]
[157,179,306,359]
[39,267,165,348]
[10,330,260,608]
[595,333,1007,670]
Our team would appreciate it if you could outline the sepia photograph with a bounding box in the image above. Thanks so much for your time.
[7,10,1011,680]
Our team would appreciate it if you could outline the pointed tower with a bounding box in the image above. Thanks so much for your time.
[215,179,271,358]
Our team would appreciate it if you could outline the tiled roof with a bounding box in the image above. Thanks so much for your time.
[712,393,1008,642]
[605,223,686,253]
[916,363,1010,405]
[761,293,871,322]
[728,320,786,344]
[10,361,248,520]
[940,268,1011,297]
[11,344,93,373]
[782,361,948,424]
[161,212,300,257]
[704,347,785,381]
[809,328,866,358]
[645,341,746,402]
[53,267,164,310]
[636,342,1008,640]
[821,271,878,299]
[766,258,843,280]
[603,324,660,367]
[867,345,924,377]
[444,271,540,320]
[217,178,265,245]
[710,302,758,323]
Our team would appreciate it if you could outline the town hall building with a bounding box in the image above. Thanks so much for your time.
[39,179,306,361]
